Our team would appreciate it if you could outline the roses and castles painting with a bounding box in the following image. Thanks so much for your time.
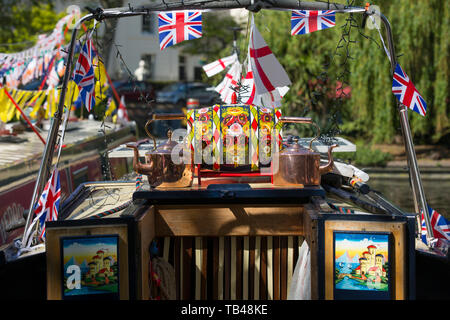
[61,235,119,299]
[333,231,391,298]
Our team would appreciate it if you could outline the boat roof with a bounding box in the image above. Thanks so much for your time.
[0,120,135,190]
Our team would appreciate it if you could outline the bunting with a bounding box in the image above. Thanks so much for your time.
[214,61,242,104]
[202,53,238,77]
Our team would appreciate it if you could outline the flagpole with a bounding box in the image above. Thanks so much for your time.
[376,10,436,246]
[20,14,85,248]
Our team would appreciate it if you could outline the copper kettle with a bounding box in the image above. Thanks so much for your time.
[127,113,193,188]
[273,116,338,186]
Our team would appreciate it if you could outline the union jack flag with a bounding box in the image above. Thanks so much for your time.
[73,36,95,112]
[158,11,202,50]
[291,10,336,35]
[392,63,427,116]
[421,206,450,244]
[33,169,61,240]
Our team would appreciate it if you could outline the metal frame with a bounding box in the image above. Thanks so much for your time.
[21,0,435,247]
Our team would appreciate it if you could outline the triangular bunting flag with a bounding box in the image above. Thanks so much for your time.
[248,16,291,99]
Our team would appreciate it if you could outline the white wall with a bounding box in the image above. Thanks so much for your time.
[54,1,246,83]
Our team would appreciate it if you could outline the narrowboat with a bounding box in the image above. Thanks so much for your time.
[0,1,448,302]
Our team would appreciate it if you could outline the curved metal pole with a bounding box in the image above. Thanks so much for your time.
[21,14,88,248]
[376,11,435,246]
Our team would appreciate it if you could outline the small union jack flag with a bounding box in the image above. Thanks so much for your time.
[291,10,336,35]
[33,169,61,240]
[158,11,202,50]
[73,36,95,112]
[392,63,427,116]
[421,206,450,245]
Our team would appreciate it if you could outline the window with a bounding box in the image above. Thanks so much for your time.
[179,55,186,81]
[141,54,154,80]
[194,67,203,81]
[142,14,154,34]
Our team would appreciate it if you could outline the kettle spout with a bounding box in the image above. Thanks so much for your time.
[319,144,338,175]
[126,143,154,175]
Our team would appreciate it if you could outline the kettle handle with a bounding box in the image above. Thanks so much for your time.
[145,113,185,150]
[279,116,320,150]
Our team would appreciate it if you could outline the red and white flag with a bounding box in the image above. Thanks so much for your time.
[248,16,291,99]
[202,53,238,77]
[241,63,289,108]
[240,69,256,105]
[118,95,129,121]
[215,61,241,104]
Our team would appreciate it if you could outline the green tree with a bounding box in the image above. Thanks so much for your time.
[0,1,65,53]
[348,0,449,144]
[186,1,449,145]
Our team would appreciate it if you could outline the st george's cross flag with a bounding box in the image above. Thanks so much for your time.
[240,69,256,105]
[421,206,450,245]
[117,95,129,122]
[246,16,291,107]
[392,63,427,116]
[215,60,242,104]
[73,36,96,112]
[240,63,289,108]
[203,53,238,77]
[291,10,336,35]
[33,168,61,240]
[158,11,202,50]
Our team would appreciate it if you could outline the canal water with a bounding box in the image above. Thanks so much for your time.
[367,171,450,220]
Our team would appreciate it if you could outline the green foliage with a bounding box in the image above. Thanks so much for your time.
[184,1,448,145]
[0,1,65,53]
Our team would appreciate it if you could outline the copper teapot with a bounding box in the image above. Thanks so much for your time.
[127,113,193,188]
[273,116,338,186]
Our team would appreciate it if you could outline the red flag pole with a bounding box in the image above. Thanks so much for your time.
[4,89,46,145]
[38,55,56,91]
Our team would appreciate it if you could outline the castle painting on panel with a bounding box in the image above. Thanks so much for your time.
[61,235,119,299]
[333,231,391,298]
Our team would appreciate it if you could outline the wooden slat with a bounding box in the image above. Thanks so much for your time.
[218,237,224,300]
[236,237,243,300]
[249,236,255,299]
[201,237,207,300]
[212,237,219,300]
[182,237,193,300]
[243,236,249,300]
[136,207,155,300]
[163,237,170,262]
[254,236,261,300]
[287,236,294,292]
[224,236,231,300]
[195,237,202,300]
[273,236,280,300]
[280,237,287,300]
[267,236,273,300]
[260,236,267,300]
[174,237,181,300]
[231,237,236,300]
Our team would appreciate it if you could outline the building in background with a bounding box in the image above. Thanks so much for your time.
[55,0,206,83]
[106,2,205,83]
